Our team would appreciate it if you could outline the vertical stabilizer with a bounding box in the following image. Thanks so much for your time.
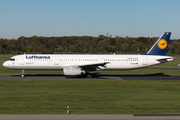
[145,32,171,56]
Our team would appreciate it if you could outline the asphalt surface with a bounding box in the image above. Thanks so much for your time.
[148,66,180,69]
[0,74,180,80]
[1,114,180,120]
[0,57,10,60]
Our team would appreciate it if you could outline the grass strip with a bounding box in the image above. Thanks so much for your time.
[0,80,180,114]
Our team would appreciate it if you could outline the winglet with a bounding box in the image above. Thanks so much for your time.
[145,32,171,56]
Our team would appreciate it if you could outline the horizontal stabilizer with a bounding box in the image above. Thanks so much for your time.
[156,57,173,62]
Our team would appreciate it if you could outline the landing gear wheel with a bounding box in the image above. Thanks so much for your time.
[86,74,92,78]
[22,70,24,77]
[85,70,92,78]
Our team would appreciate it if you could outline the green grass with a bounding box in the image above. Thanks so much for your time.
[0,54,16,57]
[154,60,180,67]
[1,80,180,114]
[1,58,180,114]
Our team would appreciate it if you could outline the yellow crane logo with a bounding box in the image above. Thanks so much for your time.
[158,39,167,49]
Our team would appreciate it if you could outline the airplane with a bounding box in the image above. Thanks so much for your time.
[3,32,173,78]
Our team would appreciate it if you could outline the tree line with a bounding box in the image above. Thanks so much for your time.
[0,35,180,55]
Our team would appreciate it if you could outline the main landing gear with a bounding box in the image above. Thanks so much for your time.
[85,70,92,78]
[86,73,92,78]
[22,70,24,77]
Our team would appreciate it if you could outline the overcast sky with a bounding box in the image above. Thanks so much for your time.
[0,0,180,39]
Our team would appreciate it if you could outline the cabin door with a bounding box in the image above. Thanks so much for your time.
[98,58,102,62]
[143,57,147,65]
[20,57,24,65]
[54,57,59,65]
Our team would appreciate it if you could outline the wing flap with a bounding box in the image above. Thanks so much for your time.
[78,62,110,67]
[78,62,110,71]
[62,62,110,71]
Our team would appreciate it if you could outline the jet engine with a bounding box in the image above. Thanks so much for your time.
[63,67,85,76]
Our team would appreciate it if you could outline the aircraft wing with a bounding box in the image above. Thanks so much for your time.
[78,62,110,71]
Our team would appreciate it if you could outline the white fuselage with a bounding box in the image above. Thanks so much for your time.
[3,54,173,70]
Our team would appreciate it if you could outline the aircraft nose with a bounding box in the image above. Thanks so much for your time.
[3,61,8,68]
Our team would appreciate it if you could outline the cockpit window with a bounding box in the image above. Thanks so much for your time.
[9,58,15,61]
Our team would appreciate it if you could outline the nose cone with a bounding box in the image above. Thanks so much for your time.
[3,61,8,68]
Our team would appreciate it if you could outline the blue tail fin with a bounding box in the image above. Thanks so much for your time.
[145,32,171,56]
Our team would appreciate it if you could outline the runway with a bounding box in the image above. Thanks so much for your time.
[1,114,180,120]
[0,57,10,60]
[0,74,180,80]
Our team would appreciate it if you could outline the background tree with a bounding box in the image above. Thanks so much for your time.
[0,35,179,55]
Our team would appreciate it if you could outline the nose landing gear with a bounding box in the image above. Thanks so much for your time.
[22,70,24,77]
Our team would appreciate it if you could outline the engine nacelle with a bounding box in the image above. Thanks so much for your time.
[63,67,84,76]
